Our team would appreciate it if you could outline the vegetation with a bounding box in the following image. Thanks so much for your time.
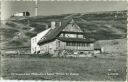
[0,28,19,39]
[2,55,127,80]
[6,22,17,28]
[1,10,127,48]
[24,32,36,37]
[2,53,53,58]
[9,40,23,46]
[1,10,127,81]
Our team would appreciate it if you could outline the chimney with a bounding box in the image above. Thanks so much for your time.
[55,21,61,27]
[51,21,56,29]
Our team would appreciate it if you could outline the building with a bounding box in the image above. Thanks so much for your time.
[31,19,96,55]
[12,12,30,17]
[94,41,103,54]
[31,28,51,53]
[1,1,33,24]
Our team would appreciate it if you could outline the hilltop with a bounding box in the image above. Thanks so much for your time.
[0,10,127,48]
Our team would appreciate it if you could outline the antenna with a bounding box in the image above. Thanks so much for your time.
[35,0,38,16]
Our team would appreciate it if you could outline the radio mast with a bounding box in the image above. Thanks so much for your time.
[35,0,38,16]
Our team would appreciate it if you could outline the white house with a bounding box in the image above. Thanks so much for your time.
[31,28,51,54]
[31,19,98,55]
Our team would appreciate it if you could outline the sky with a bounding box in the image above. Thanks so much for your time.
[1,1,127,20]
[37,1,127,16]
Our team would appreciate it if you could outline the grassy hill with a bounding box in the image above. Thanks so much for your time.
[97,39,127,54]
[0,10,127,48]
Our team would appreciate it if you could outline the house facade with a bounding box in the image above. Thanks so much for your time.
[31,19,96,55]
[31,28,51,53]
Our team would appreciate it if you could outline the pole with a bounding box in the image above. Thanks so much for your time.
[35,0,38,16]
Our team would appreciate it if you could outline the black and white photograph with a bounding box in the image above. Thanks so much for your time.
[0,0,127,81]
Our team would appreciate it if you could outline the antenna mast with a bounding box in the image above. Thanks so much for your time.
[35,0,38,16]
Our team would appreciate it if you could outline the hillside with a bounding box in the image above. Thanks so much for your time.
[0,10,127,48]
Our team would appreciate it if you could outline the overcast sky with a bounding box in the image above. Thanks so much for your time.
[37,1,127,16]
[1,1,127,19]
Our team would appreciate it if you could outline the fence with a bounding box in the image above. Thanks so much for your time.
[2,53,53,58]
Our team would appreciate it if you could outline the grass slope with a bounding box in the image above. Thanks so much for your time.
[97,39,127,54]
[0,10,127,48]
[2,56,127,80]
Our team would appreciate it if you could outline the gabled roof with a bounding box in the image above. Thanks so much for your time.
[37,28,51,37]
[38,18,95,45]
[38,19,71,45]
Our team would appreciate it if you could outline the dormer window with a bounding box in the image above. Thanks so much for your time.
[65,34,77,38]
[78,34,83,38]
[41,37,46,40]
[59,32,84,38]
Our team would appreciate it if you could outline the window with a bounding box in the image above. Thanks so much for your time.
[72,24,74,27]
[82,43,85,46]
[90,43,93,47]
[69,42,72,46]
[87,43,90,46]
[65,34,70,37]
[66,42,75,46]
[77,43,78,46]
[73,42,75,46]
[70,34,77,38]
[65,34,77,38]
[66,42,87,46]
[66,42,69,46]
[63,33,65,37]
[59,33,63,37]
[41,37,46,40]
[58,41,60,47]
[35,47,36,51]
[80,43,83,46]
[78,34,83,38]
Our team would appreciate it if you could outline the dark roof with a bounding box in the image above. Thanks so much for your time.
[38,18,95,45]
[38,19,73,45]
[57,37,95,43]
[61,31,84,34]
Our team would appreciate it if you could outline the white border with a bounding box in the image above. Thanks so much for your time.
[0,0,127,1]
[0,0,127,82]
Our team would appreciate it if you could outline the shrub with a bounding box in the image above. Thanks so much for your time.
[25,32,36,37]
[9,40,23,46]
[6,22,17,28]
[41,52,53,57]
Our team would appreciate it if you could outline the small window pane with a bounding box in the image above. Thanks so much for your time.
[78,35,83,38]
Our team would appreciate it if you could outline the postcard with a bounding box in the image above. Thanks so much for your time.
[0,0,127,81]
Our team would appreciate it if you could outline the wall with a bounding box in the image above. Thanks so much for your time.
[31,36,38,53]
[39,39,94,55]
[31,28,51,53]
[39,40,57,54]
[58,41,94,51]
[62,22,82,32]
[14,13,24,16]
